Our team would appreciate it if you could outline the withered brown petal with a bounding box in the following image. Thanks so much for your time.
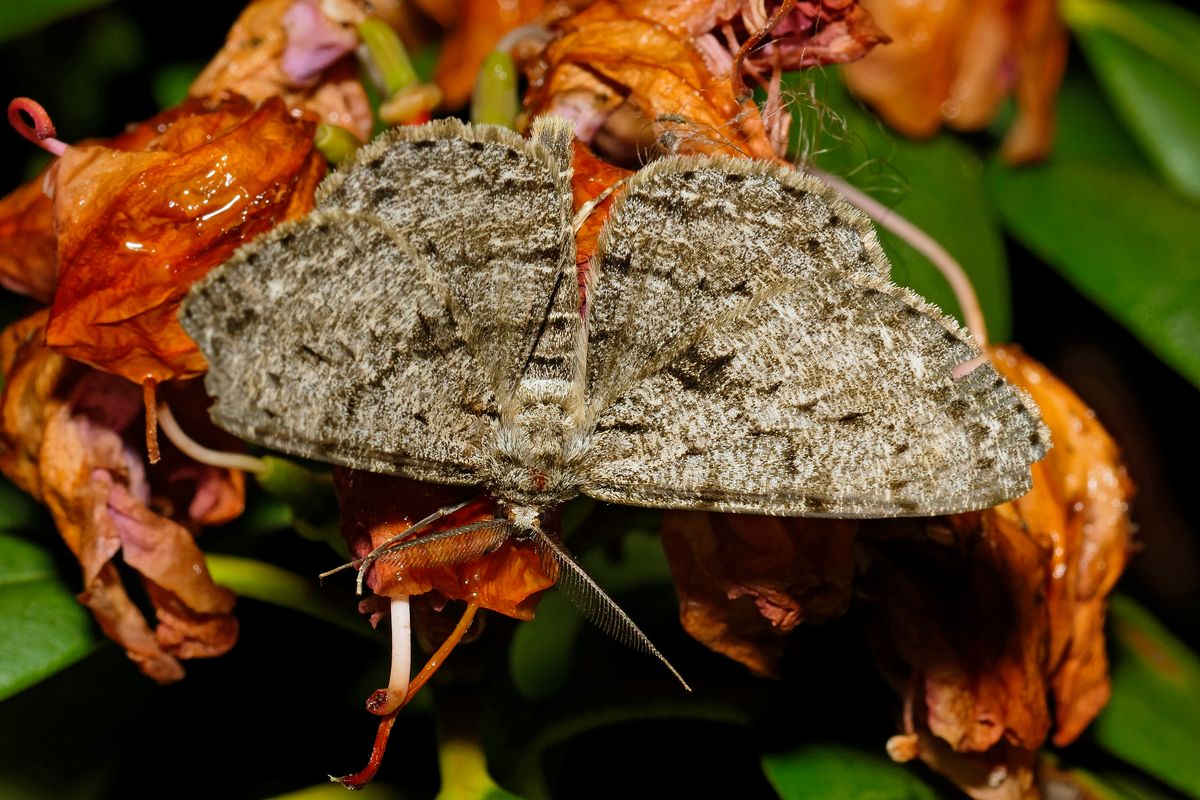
[867,345,1132,797]
[523,0,777,159]
[45,96,324,384]
[0,311,241,683]
[841,0,1067,163]
[662,510,855,677]
[988,345,1133,744]
[0,175,56,302]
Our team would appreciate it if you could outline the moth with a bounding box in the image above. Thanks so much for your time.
[180,116,1049,680]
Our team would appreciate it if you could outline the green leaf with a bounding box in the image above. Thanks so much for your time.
[0,531,99,701]
[0,0,111,42]
[986,150,1200,389]
[151,62,201,110]
[204,554,375,641]
[508,592,584,701]
[762,745,940,800]
[1093,595,1200,798]
[1064,0,1200,199]
[785,72,1012,339]
[0,478,47,532]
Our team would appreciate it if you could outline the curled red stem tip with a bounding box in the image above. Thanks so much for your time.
[8,98,67,156]
[334,602,480,788]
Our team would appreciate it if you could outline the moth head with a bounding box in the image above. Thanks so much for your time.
[487,402,585,507]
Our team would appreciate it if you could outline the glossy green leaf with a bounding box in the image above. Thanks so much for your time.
[1064,0,1200,199]
[762,745,939,800]
[205,554,374,641]
[986,148,1200,389]
[151,62,201,110]
[0,0,111,42]
[785,72,1011,339]
[0,531,99,701]
[1093,596,1200,798]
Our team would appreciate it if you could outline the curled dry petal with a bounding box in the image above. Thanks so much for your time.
[0,176,56,302]
[0,311,243,682]
[522,0,885,160]
[662,510,856,677]
[987,345,1133,745]
[523,0,777,160]
[335,470,554,619]
[865,346,1131,798]
[841,0,1068,163]
[189,0,379,141]
[45,95,325,385]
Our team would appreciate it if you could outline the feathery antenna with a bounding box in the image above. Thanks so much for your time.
[529,528,691,691]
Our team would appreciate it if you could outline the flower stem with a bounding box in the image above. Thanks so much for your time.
[156,400,268,474]
[335,601,480,789]
[808,166,990,348]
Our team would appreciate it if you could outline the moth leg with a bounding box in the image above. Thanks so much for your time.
[527,529,691,691]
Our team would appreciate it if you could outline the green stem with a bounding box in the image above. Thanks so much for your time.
[205,554,374,640]
[314,123,361,164]
[359,18,418,96]
[470,51,519,129]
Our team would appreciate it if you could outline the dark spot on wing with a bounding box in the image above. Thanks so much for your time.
[605,253,632,276]
[805,496,832,513]
[596,418,651,434]
[468,141,485,151]
[947,399,970,419]
[371,186,395,206]
[667,348,735,391]
[724,173,745,183]
[299,344,332,365]
[967,422,989,444]
[836,411,869,424]
[976,456,996,470]
[223,305,258,336]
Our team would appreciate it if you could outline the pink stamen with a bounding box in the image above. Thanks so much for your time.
[8,98,67,156]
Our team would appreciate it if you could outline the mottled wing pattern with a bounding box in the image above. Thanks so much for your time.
[316,117,581,409]
[181,209,493,483]
[581,158,1049,517]
[581,156,888,413]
